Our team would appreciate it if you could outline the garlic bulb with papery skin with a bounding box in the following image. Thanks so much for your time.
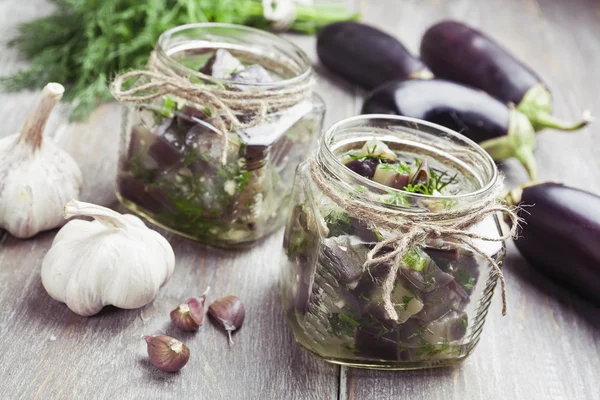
[0,83,82,238]
[41,200,175,316]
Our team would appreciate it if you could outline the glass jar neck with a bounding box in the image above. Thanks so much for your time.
[155,23,312,90]
[316,115,498,213]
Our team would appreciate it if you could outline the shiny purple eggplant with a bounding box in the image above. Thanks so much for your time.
[317,22,432,90]
[361,79,538,179]
[420,20,591,132]
[507,183,600,305]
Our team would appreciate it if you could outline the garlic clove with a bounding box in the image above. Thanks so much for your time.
[144,335,190,372]
[0,83,83,238]
[208,296,245,346]
[170,287,210,331]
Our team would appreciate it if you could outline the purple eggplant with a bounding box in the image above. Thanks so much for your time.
[317,22,433,90]
[420,20,591,132]
[507,183,600,305]
[362,79,539,179]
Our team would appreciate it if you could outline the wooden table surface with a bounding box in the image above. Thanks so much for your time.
[1,0,599,399]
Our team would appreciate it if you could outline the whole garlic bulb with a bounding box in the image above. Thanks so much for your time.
[41,200,175,316]
[0,83,82,238]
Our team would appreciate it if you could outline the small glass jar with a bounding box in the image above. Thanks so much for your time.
[116,24,325,248]
[281,115,506,369]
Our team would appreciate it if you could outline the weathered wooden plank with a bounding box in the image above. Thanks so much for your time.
[343,0,600,399]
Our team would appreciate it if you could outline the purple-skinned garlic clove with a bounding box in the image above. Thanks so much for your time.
[208,296,245,346]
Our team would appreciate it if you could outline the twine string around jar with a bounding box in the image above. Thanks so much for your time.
[110,51,315,163]
[308,157,519,319]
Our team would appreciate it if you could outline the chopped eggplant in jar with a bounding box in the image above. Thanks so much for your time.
[282,137,505,366]
[117,49,324,247]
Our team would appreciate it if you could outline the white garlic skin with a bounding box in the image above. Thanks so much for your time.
[0,83,82,238]
[41,200,175,316]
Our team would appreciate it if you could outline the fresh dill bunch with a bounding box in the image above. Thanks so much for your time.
[1,0,358,121]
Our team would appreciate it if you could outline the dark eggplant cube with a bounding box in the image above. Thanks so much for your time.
[321,236,369,287]
[453,256,480,295]
[230,64,274,84]
[351,219,380,243]
[364,300,399,330]
[422,311,469,343]
[118,175,173,215]
[148,130,186,169]
[389,173,410,190]
[344,158,379,179]
[397,318,425,347]
[245,144,269,165]
[179,105,208,123]
[355,327,400,361]
[424,245,462,271]
[417,284,465,323]
[353,262,392,300]
[401,259,450,293]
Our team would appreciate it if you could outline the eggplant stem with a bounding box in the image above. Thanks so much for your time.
[514,146,537,181]
[18,83,65,150]
[517,84,593,132]
[530,109,593,132]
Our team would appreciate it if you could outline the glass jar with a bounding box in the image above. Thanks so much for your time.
[281,115,506,369]
[116,24,325,248]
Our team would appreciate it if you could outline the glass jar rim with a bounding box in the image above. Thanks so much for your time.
[156,23,313,88]
[318,114,499,204]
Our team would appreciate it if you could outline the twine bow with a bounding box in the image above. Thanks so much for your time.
[309,158,519,319]
[110,51,314,163]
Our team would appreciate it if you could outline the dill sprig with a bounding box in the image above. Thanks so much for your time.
[1,0,358,120]
[404,168,458,196]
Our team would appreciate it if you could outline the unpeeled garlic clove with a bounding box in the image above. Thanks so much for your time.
[144,335,190,372]
[208,296,245,346]
[170,287,210,331]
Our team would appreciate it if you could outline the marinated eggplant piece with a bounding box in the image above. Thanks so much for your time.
[200,49,244,79]
[417,283,466,323]
[344,158,379,179]
[231,65,274,84]
[355,327,400,361]
[422,311,469,344]
[118,176,173,215]
[148,129,186,170]
[321,235,369,289]
[372,163,410,189]
[401,248,454,293]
